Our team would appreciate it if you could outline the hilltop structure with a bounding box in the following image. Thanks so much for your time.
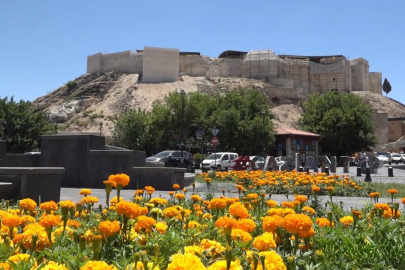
[87,46,383,102]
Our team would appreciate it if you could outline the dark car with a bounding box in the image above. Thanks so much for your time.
[146,150,195,171]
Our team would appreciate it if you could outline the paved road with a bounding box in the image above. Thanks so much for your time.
[60,163,405,211]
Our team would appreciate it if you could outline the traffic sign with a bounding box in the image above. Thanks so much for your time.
[212,136,219,146]
[212,128,219,136]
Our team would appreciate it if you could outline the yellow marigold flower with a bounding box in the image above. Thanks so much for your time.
[316,217,334,227]
[103,180,115,192]
[163,207,180,218]
[37,261,69,270]
[283,213,313,234]
[80,260,117,270]
[79,189,92,196]
[229,202,249,219]
[135,216,156,232]
[175,193,185,200]
[203,213,212,219]
[155,222,168,234]
[210,198,227,210]
[40,201,58,212]
[167,253,206,270]
[2,214,22,228]
[200,239,225,257]
[266,200,278,208]
[126,261,161,270]
[39,215,61,229]
[208,260,242,270]
[250,250,286,270]
[294,195,307,203]
[67,220,81,228]
[110,196,125,206]
[184,245,204,256]
[21,215,36,226]
[19,198,37,211]
[204,177,212,183]
[149,198,168,205]
[298,227,315,239]
[115,201,143,219]
[253,232,276,251]
[99,220,120,238]
[235,218,256,232]
[81,196,99,204]
[340,216,354,227]
[190,194,202,202]
[108,173,130,188]
[388,189,398,194]
[302,206,316,216]
[173,184,180,190]
[268,208,295,217]
[231,228,252,243]
[184,220,201,230]
[263,215,283,233]
[18,223,50,251]
[59,200,76,210]
[374,203,390,211]
[215,216,238,229]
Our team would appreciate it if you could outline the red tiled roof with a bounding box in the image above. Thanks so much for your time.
[276,127,320,137]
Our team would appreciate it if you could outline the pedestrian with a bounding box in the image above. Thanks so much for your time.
[360,152,367,173]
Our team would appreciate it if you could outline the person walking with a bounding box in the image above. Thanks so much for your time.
[360,152,367,173]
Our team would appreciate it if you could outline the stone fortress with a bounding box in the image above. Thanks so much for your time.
[87,46,400,150]
[87,46,383,100]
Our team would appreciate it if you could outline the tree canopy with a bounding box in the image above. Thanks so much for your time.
[383,78,392,96]
[0,97,57,152]
[299,91,377,157]
[112,88,276,155]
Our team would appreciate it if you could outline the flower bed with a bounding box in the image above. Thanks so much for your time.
[0,172,404,269]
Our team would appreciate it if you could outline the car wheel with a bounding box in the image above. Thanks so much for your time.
[397,162,399,165]
[217,165,222,172]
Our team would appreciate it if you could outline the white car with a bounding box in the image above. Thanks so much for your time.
[250,156,265,169]
[389,153,402,164]
[377,154,389,164]
[200,152,238,172]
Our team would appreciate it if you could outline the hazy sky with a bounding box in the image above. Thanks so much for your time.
[1,0,404,105]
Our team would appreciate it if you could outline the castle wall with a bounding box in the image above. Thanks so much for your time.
[308,60,349,94]
[87,53,103,74]
[142,47,179,83]
[86,51,143,75]
[219,58,243,78]
[388,120,405,142]
[179,55,208,77]
[372,111,389,147]
[350,58,369,91]
[285,58,309,96]
[369,72,382,95]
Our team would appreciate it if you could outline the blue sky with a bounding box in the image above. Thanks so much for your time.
[1,0,404,105]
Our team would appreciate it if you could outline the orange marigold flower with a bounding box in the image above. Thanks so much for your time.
[79,189,92,196]
[210,198,227,210]
[145,186,155,194]
[108,173,130,188]
[388,189,398,194]
[99,220,120,238]
[326,186,335,191]
[19,198,37,211]
[2,214,22,228]
[369,192,380,198]
[247,193,259,200]
[266,200,278,208]
[67,220,81,228]
[294,195,307,203]
[267,208,295,217]
[80,260,117,270]
[175,193,185,200]
[340,216,354,227]
[190,195,202,202]
[383,209,401,219]
[263,215,283,233]
[39,215,61,229]
[253,232,276,251]
[208,260,242,270]
[231,228,252,243]
[115,201,143,219]
[374,203,390,211]
[229,202,249,219]
[402,197,405,204]
[298,227,315,239]
[302,206,316,216]
[250,251,286,270]
[163,207,180,218]
[215,216,238,229]
[200,238,225,257]
[235,185,244,191]
[281,201,295,208]
[235,218,256,232]
[204,178,212,183]
[316,217,334,227]
[59,200,76,210]
[173,184,180,190]
[40,201,58,212]
[311,185,321,192]
[135,216,156,232]
[81,196,99,204]
[283,213,313,234]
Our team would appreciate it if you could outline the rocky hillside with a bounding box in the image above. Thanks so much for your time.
[32,72,405,136]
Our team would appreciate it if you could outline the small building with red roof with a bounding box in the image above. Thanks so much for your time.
[273,127,321,161]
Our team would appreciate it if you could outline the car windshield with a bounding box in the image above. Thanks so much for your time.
[392,154,400,157]
[206,154,222,160]
[153,151,172,158]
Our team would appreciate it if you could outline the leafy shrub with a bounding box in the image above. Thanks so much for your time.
[66,80,78,89]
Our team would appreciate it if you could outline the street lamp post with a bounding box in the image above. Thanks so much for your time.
[261,111,266,159]
[99,121,103,136]
[180,89,186,166]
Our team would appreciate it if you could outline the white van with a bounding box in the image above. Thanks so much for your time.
[200,152,238,172]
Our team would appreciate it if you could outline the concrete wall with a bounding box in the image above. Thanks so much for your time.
[87,51,143,75]
[369,72,382,95]
[388,120,405,142]
[309,60,349,93]
[142,46,179,83]
[350,58,369,91]
[219,58,243,78]
[179,55,209,77]
[372,111,389,147]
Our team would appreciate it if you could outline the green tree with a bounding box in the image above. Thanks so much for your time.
[0,96,57,152]
[299,91,377,157]
[383,78,392,96]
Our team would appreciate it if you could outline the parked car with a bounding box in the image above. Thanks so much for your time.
[146,150,195,171]
[377,154,389,164]
[200,152,238,172]
[401,154,405,162]
[388,153,402,165]
[250,156,265,169]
